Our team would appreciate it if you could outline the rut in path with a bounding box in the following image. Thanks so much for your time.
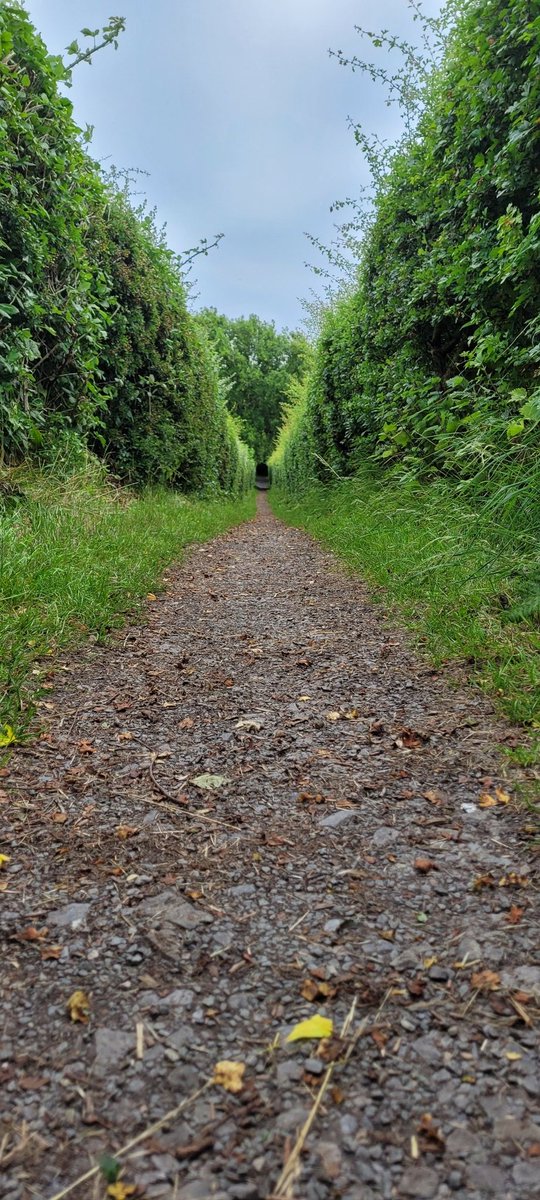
[2,495,539,1200]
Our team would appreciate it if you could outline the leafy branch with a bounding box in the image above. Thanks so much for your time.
[64,17,126,79]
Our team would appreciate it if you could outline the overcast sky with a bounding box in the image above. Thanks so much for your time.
[25,0,443,330]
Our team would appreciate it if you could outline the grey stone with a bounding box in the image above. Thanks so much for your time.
[319,809,357,829]
[371,826,400,848]
[317,1140,342,1180]
[137,890,213,930]
[48,902,91,928]
[412,1035,442,1065]
[398,1166,439,1198]
[305,1057,325,1075]
[93,1028,133,1074]
[230,884,256,896]
[277,1061,303,1085]
[512,1160,540,1190]
[467,1164,508,1194]
[324,918,344,934]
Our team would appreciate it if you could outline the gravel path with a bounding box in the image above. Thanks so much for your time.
[1,495,539,1200]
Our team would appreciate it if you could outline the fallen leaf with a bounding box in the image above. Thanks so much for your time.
[17,926,48,941]
[417,1113,445,1154]
[527,1144,540,1158]
[479,793,497,808]
[117,731,133,741]
[286,1014,333,1043]
[146,593,157,601]
[499,873,530,888]
[77,739,95,754]
[298,791,325,804]
[179,717,194,729]
[495,787,511,804]
[326,711,342,722]
[379,929,395,942]
[19,1074,48,1090]
[41,945,62,960]
[396,728,427,750]
[423,789,442,805]
[0,725,17,748]
[236,718,263,732]
[473,873,496,891]
[331,1085,345,1104]
[212,1060,245,1093]
[51,811,68,823]
[66,989,91,1023]
[0,854,10,869]
[100,1153,121,1183]
[107,1184,136,1200]
[471,969,500,992]
[191,773,230,791]
[505,1051,522,1061]
[115,825,139,840]
[423,956,438,969]
[301,978,336,1002]
[414,857,437,874]
[507,905,524,925]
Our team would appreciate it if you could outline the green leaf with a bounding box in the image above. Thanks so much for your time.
[99,1155,120,1183]
[506,420,524,439]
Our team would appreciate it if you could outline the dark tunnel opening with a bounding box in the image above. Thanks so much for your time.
[255,462,271,490]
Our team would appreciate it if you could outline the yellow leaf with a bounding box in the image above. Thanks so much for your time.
[326,711,342,722]
[66,989,91,1023]
[146,593,157,601]
[0,725,16,748]
[495,788,510,805]
[286,1014,333,1043]
[423,955,438,968]
[505,1051,522,1061]
[0,854,10,869]
[213,1060,245,1093]
[479,793,497,808]
[107,1185,136,1200]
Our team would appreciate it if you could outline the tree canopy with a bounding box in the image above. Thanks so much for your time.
[197,310,310,462]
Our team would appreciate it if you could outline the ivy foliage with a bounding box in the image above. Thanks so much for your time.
[0,3,253,493]
[197,309,311,463]
[272,0,540,506]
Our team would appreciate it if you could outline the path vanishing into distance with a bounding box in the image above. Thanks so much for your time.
[2,495,540,1200]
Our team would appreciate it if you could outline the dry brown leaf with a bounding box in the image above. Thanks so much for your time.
[40,945,62,960]
[418,1113,445,1155]
[212,1060,245,1093]
[66,989,91,1023]
[471,969,500,992]
[473,873,496,891]
[507,905,525,925]
[499,873,530,888]
[50,812,68,824]
[479,793,497,808]
[77,739,95,754]
[423,789,442,805]
[301,978,336,1002]
[17,926,48,941]
[414,857,437,874]
[179,717,194,729]
[115,825,139,840]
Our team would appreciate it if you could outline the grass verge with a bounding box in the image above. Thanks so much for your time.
[0,466,255,740]
[270,475,540,749]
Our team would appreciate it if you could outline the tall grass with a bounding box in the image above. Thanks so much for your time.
[0,466,255,738]
[271,473,540,735]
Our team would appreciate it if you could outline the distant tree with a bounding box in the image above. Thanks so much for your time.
[197,310,311,461]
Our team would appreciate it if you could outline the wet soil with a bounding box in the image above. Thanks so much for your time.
[1,494,539,1200]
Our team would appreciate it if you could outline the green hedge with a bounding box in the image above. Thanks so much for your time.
[0,3,253,492]
[272,0,540,505]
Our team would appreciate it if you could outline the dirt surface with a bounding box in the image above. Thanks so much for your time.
[2,494,540,1200]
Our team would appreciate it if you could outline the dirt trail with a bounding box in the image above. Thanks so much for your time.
[1,495,539,1200]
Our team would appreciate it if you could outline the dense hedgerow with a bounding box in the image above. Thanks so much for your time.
[0,3,253,492]
[272,0,540,506]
